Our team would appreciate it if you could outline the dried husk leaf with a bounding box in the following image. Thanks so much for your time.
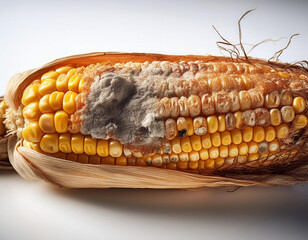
[4,52,308,189]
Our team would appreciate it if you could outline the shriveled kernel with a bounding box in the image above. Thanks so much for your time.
[40,133,59,153]
[109,140,122,158]
[239,91,251,111]
[133,151,143,158]
[177,117,188,138]
[253,126,265,142]
[38,79,57,96]
[170,97,180,118]
[200,149,209,160]
[59,133,72,153]
[54,111,68,133]
[39,113,55,133]
[205,159,215,170]
[224,157,235,165]
[191,135,202,151]
[231,129,242,145]
[221,131,231,145]
[214,92,230,113]
[171,138,182,154]
[237,155,247,164]
[265,91,280,108]
[22,122,44,142]
[270,109,282,126]
[201,94,215,116]
[225,113,235,131]
[41,71,59,81]
[49,91,64,111]
[219,145,228,158]
[229,91,240,112]
[179,152,189,162]
[207,116,218,134]
[189,151,200,162]
[193,117,207,135]
[234,111,244,129]
[22,84,41,106]
[170,153,179,163]
[39,94,52,113]
[162,154,170,165]
[242,126,253,142]
[292,97,306,114]
[254,108,270,126]
[151,155,162,167]
[209,146,219,159]
[186,118,194,136]
[71,133,85,154]
[269,140,279,152]
[163,141,172,154]
[229,144,238,157]
[23,102,41,121]
[165,118,177,140]
[181,136,192,152]
[248,141,258,154]
[275,124,289,139]
[218,115,226,132]
[249,91,264,108]
[281,106,295,123]
[280,90,293,106]
[202,133,212,149]
[187,95,201,117]
[84,137,97,155]
[265,126,276,142]
[68,74,82,93]
[238,142,248,155]
[242,110,256,127]
[211,132,221,147]
[292,115,308,129]
[258,142,268,154]
[178,96,189,117]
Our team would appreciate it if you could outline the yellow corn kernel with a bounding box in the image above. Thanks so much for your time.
[218,114,226,132]
[190,135,202,151]
[167,162,177,170]
[242,126,253,142]
[23,140,32,149]
[23,102,41,121]
[54,111,68,133]
[41,71,59,81]
[97,140,109,157]
[186,118,194,136]
[49,152,67,159]
[109,140,122,157]
[116,155,127,166]
[270,109,282,126]
[248,141,258,154]
[171,138,182,154]
[39,113,55,133]
[219,145,228,158]
[205,159,215,170]
[78,78,85,93]
[293,97,306,113]
[89,155,101,164]
[71,133,84,154]
[292,115,307,129]
[209,146,219,159]
[248,153,259,162]
[237,155,247,164]
[221,131,231,145]
[198,160,205,170]
[181,136,192,152]
[207,115,218,134]
[56,74,69,92]
[265,126,276,142]
[275,124,289,139]
[38,79,57,96]
[84,136,97,155]
[22,122,44,143]
[215,157,225,168]
[133,151,143,158]
[49,91,64,111]
[40,133,59,153]
[68,74,81,93]
[202,133,212,149]
[77,153,89,164]
[56,66,71,74]
[234,111,244,129]
[238,142,248,155]
[136,157,147,167]
[39,94,52,113]
[59,133,72,153]
[177,161,188,170]
[253,126,265,143]
[179,152,189,162]
[224,157,235,166]
[269,140,279,152]
[189,151,200,162]
[211,132,221,147]
[101,156,115,165]
[278,71,290,79]
[199,149,209,160]
[231,128,242,144]
[30,142,43,153]
[22,84,41,106]
[189,161,199,170]
[229,144,238,157]
[66,153,78,161]
[63,91,78,115]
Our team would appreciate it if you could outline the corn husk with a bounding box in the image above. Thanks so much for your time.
[5,52,308,189]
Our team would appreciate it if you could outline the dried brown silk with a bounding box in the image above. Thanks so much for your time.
[3,52,308,189]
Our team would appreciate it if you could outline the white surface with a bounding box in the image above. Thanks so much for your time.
[0,0,308,240]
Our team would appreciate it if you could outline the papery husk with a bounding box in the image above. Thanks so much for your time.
[4,52,308,189]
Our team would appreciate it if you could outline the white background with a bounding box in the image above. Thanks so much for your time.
[0,0,308,240]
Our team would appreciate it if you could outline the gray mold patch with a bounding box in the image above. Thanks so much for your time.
[81,73,165,145]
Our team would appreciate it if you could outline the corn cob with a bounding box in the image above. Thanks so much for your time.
[4,53,308,188]
[0,98,11,169]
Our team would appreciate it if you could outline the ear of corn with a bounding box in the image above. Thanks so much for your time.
[4,52,308,188]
